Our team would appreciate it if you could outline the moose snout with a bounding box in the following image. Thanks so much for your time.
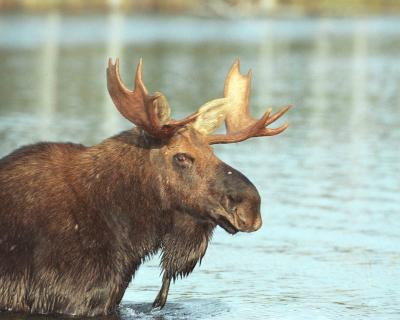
[235,207,262,232]
[224,190,262,232]
[217,162,263,233]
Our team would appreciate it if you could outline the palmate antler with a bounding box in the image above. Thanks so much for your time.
[107,58,290,143]
[107,58,200,139]
[206,59,291,145]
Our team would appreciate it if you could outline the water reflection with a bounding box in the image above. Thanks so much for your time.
[0,311,118,320]
[103,0,124,137]
[38,12,60,140]
[0,15,399,320]
[0,300,228,320]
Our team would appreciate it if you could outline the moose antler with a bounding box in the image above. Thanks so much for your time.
[107,58,199,139]
[206,59,291,145]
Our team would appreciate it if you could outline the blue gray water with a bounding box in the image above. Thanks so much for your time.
[0,14,399,320]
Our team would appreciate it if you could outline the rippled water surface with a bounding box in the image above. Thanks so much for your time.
[0,14,399,320]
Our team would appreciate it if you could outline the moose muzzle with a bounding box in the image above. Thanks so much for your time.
[215,163,263,234]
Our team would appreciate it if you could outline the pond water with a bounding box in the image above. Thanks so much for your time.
[0,14,399,320]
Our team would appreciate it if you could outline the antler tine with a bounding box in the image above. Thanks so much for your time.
[264,105,291,127]
[135,58,145,92]
[256,122,289,137]
[206,59,291,145]
[107,58,200,139]
[107,58,156,131]
[224,59,253,133]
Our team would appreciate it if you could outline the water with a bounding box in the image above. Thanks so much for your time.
[0,14,399,320]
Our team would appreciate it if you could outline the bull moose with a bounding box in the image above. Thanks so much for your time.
[0,58,290,316]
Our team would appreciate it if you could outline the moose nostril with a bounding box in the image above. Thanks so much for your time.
[236,214,249,228]
[228,194,242,204]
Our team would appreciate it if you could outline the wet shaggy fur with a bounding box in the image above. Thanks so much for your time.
[0,129,215,316]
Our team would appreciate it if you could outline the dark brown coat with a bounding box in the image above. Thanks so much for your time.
[0,127,260,316]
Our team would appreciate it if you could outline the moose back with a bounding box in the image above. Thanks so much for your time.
[0,59,290,316]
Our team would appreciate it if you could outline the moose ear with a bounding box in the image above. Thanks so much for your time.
[191,98,228,135]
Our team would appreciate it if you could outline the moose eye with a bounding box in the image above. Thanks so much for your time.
[173,153,193,168]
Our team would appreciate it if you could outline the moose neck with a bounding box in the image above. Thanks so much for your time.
[73,129,170,257]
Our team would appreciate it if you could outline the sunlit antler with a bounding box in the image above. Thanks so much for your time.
[206,59,291,145]
[107,58,199,139]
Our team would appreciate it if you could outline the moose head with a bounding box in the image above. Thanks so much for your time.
[107,58,290,235]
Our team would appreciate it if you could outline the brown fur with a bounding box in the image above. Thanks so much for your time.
[0,126,261,316]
